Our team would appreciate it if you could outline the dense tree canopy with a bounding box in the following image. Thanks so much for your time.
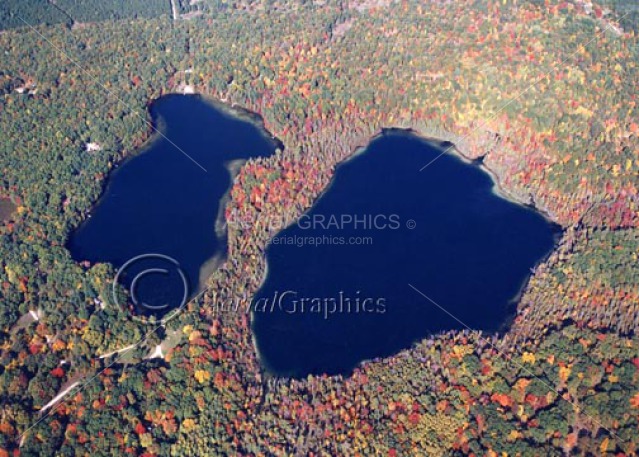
[0,0,637,455]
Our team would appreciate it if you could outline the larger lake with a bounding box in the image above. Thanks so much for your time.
[252,130,559,378]
[67,95,278,317]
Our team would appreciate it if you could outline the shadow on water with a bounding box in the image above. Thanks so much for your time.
[252,129,560,378]
[67,94,279,318]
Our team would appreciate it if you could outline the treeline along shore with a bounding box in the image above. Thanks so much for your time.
[0,0,638,455]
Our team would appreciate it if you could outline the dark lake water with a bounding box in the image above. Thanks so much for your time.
[67,95,277,318]
[252,130,559,378]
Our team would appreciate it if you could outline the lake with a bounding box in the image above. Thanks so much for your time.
[252,130,559,378]
[67,95,278,318]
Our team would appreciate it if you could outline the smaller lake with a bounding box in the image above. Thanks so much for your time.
[67,95,278,318]
[252,130,560,378]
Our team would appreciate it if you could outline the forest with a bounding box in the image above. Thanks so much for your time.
[597,0,639,33]
[0,1,70,30]
[0,0,170,30]
[0,0,638,455]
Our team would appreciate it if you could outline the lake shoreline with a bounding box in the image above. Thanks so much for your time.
[67,94,279,326]
[67,93,281,271]
[252,127,560,378]
[197,158,249,294]
[196,94,285,153]
[380,127,561,228]
[74,91,561,379]
[382,128,564,336]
